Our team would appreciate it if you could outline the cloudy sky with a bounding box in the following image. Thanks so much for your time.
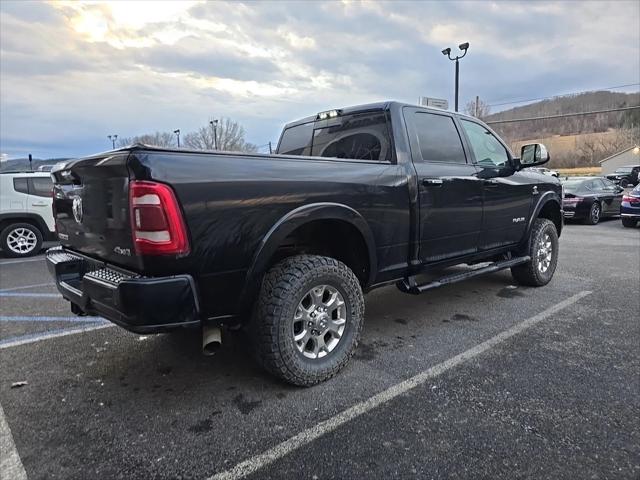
[1,0,639,159]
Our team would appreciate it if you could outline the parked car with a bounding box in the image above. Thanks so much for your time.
[46,101,563,386]
[529,166,559,177]
[562,177,624,224]
[605,165,640,188]
[0,171,56,257]
[620,183,640,228]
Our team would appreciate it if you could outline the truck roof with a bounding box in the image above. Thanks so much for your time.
[282,100,473,129]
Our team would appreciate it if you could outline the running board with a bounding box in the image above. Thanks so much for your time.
[397,256,531,295]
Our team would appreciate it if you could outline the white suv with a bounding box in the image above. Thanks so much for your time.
[0,172,56,257]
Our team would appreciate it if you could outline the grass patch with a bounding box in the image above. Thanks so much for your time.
[556,167,601,176]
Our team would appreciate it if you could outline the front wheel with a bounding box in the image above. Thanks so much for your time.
[622,217,638,228]
[511,218,559,287]
[620,179,629,188]
[250,254,365,386]
[0,223,43,258]
[584,201,601,225]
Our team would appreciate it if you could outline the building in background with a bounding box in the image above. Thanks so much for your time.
[599,146,640,174]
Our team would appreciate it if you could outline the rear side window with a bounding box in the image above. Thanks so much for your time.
[413,112,466,163]
[12,177,29,194]
[29,177,53,197]
[278,111,392,162]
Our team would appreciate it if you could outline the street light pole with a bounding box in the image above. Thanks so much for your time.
[441,42,469,112]
[174,129,180,148]
[107,134,118,149]
[209,119,219,150]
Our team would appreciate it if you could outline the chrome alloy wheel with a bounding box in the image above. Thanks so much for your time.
[6,227,37,255]
[591,203,600,223]
[536,232,553,274]
[293,285,346,359]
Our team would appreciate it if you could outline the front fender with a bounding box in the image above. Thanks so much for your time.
[520,192,562,247]
[240,202,377,312]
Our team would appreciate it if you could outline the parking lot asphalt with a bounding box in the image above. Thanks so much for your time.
[1,221,638,479]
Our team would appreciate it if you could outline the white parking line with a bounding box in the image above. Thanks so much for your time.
[0,403,27,480]
[0,292,60,298]
[210,290,592,480]
[0,256,44,266]
[0,323,114,349]
[0,282,55,292]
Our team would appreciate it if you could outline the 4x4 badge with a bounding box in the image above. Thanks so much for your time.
[72,196,83,224]
[532,186,539,195]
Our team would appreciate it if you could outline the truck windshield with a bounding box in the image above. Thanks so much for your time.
[277,111,392,162]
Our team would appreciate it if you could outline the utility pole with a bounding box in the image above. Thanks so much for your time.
[28,153,33,171]
[441,42,470,112]
[174,129,180,148]
[209,119,219,150]
[268,141,272,154]
[475,95,479,117]
[107,134,118,149]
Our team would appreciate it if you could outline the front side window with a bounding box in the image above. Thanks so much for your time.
[461,120,509,167]
[413,112,466,163]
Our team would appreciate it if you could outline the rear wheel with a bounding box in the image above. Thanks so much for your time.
[250,254,364,386]
[620,178,629,188]
[0,223,43,258]
[584,201,601,225]
[511,218,559,287]
[622,217,638,228]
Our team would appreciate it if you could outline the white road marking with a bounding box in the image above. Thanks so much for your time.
[0,292,60,298]
[0,403,27,480]
[0,323,114,349]
[210,290,592,480]
[0,282,55,292]
[0,256,44,266]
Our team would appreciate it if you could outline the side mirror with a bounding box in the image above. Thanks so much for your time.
[519,143,550,168]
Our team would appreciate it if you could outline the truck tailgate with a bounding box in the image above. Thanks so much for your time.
[52,152,140,270]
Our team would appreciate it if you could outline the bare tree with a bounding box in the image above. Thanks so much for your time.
[183,117,257,152]
[119,131,176,148]
[464,97,491,119]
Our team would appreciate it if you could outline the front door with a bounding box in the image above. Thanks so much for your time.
[404,108,483,263]
[459,119,532,249]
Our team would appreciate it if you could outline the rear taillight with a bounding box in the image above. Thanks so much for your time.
[623,195,640,204]
[129,180,190,255]
[563,197,580,204]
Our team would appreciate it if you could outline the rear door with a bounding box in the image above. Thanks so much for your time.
[459,119,532,249]
[598,178,622,214]
[404,107,483,263]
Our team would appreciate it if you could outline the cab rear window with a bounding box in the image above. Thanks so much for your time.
[278,111,392,162]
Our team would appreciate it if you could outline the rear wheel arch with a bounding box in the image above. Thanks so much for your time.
[240,203,377,315]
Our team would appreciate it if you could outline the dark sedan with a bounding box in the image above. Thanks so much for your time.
[621,183,640,228]
[562,177,624,224]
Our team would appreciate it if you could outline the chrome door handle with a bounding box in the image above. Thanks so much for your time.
[31,202,48,206]
[422,178,443,186]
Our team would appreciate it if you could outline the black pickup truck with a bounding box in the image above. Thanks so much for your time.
[47,101,562,385]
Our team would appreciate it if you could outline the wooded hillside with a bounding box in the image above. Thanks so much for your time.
[485,91,639,167]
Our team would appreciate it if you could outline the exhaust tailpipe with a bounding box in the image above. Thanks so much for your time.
[202,325,222,356]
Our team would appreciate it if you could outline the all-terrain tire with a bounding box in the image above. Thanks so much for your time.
[250,254,364,386]
[511,218,559,287]
[0,222,43,258]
